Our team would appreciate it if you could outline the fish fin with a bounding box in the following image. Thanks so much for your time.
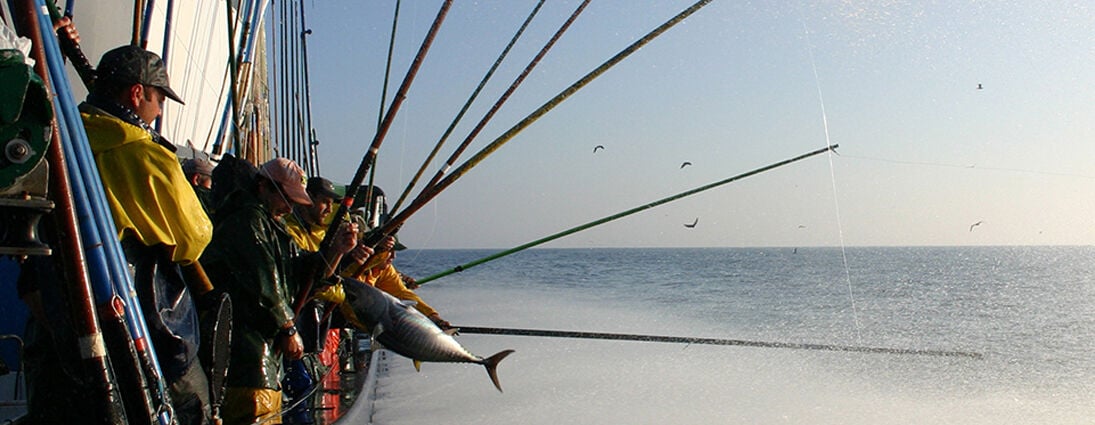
[399,299,418,307]
[371,324,384,338]
[413,360,422,372]
[443,328,459,336]
[482,349,516,393]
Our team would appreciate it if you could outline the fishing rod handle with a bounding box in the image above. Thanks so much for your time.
[56,27,96,89]
[44,0,96,89]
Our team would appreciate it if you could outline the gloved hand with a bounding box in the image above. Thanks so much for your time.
[428,313,452,330]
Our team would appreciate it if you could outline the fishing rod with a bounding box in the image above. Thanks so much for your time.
[375,0,714,244]
[456,326,983,359]
[28,2,176,422]
[396,0,588,217]
[155,0,175,132]
[322,0,451,240]
[14,2,127,422]
[298,0,317,176]
[43,0,95,89]
[276,0,289,159]
[415,144,837,285]
[289,0,301,166]
[363,0,401,205]
[225,0,241,154]
[297,0,453,315]
[131,0,144,46]
[389,0,547,214]
[138,0,155,49]
[210,0,268,157]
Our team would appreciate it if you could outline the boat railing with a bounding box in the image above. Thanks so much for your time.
[0,335,26,420]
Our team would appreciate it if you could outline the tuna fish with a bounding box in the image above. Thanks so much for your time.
[342,280,515,392]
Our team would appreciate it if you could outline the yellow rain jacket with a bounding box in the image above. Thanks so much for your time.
[360,251,439,318]
[282,212,344,304]
[81,105,211,264]
[283,211,326,252]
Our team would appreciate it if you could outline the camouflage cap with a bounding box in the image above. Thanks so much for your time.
[95,45,184,104]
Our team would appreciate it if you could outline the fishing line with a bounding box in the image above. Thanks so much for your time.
[800,19,862,343]
[838,153,1095,180]
[456,326,982,358]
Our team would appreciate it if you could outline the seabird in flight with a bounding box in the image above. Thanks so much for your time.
[593,145,605,153]
[680,161,692,169]
[684,218,698,228]
[969,221,984,232]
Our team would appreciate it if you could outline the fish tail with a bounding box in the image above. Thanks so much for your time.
[482,349,515,393]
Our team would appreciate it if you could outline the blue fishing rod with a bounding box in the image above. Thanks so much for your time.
[12,1,127,422]
[154,0,174,133]
[138,0,155,49]
[34,2,175,422]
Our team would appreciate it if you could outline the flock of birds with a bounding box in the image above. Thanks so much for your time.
[593,144,698,227]
[593,144,988,233]
[593,144,690,169]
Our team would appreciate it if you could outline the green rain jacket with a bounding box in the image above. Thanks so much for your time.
[201,190,318,389]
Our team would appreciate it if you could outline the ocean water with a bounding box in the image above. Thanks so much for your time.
[363,246,1095,425]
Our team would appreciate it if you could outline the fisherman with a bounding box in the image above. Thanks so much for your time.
[80,44,216,425]
[281,181,439,327]
[283,177,340,251]
[342,186,451,329]
[182,157,216,214]
[201,158,358,425]
[280,176,351,425]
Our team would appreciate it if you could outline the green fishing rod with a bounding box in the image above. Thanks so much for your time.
[455,325,982,359]
[415,144,837,285]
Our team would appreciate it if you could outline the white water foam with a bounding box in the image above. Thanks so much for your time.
[363,282,1091,425]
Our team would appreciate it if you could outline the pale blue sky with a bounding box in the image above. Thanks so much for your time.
[301,1,1095,249]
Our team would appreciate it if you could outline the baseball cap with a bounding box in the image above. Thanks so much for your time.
[306,177,341,200]
[182,158,214,177]
[258,158,311,206]
[95,45,184,104]
[350,185,385,210]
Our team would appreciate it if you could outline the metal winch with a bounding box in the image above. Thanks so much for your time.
[0,48,54,257]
